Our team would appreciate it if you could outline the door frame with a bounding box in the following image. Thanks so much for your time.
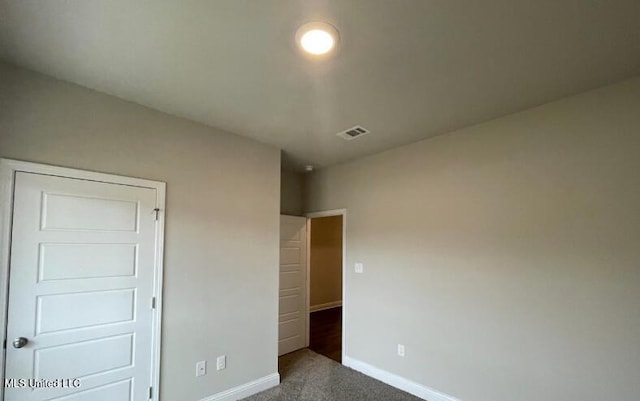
[0,158,166,401]
[305,209,347,363]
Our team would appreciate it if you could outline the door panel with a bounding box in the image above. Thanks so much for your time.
[41,192,139,232]
[38,243,137,280]
[35,333,133,379]
[5,172,157,401]
[36,289,136,334]
[278,215,307,356]
[46,379,133,401]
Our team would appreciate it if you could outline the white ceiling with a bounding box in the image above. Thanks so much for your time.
[1,1,639,170]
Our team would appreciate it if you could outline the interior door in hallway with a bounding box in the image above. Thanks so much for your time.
[4,171,160,401]
[278,215,307,356]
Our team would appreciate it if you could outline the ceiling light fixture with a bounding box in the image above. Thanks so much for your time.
[295,21,339,57]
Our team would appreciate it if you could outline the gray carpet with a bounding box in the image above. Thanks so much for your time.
[242,349,422,401]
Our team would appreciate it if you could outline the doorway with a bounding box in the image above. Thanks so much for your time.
[0,159,165,401]
[306,210,345,363]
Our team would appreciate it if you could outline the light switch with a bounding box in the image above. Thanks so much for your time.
[355,262,364,273]
[217,355,226,371]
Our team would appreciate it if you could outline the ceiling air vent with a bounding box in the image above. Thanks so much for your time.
[336,125,370,140]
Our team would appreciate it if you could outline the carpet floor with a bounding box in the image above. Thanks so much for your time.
[242,349,422,401]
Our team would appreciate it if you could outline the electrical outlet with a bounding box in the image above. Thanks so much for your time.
[196,360,207,377]
[397,344,405,357]
[216,355,226,371]
[355,262,364,273]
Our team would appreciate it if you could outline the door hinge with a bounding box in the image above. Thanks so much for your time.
[149,386,153,400]
[2,339,6,349]
[153,208,160,221]
[151,297,156,309]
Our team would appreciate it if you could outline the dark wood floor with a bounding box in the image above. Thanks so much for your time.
[309,306,342,363]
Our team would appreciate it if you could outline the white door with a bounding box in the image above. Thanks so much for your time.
[278,215,307,356]
[5,172,159,401]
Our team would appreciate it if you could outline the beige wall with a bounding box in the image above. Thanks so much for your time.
[280,168,303,216]
[309,216,343,308]
[305,77,640,401]
[0,63,281,401]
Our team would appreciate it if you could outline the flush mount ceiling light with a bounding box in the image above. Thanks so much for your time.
[295,21,339,58]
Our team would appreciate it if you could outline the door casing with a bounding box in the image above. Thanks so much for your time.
[0,158,166,401]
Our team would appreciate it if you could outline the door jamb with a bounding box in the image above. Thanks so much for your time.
[0,158,166,401]
[305,209,347,363]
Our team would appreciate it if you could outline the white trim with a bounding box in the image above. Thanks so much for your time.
[0,162,14,401]
[305,208,347,364]
[309,300,342,312]
[343,356,461,401]
[306,209,347,219]
[150,179,166,401]
[305,220,311,348]
[0,159,163,189]
[0,158,166,401]
[198,373,280,401]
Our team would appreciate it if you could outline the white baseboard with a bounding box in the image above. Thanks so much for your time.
[309,301,342,312]
[199,373,280,401]
[343,356,460,401]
